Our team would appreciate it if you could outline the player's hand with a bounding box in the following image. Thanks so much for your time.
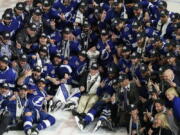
[148,128,153,135]
[166,79,176,87]
[59,13,66,21]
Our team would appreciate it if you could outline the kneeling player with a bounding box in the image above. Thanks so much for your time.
[23,96,56,135]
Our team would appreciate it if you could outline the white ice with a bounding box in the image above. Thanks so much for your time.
[3,110,127,135]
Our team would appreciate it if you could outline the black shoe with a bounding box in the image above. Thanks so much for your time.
[75,116,86,131]
[52,100,62,112]
[79,113,86,118]
[48,100,53,112]
[25,129,32,135]
[63,102,76,111]
[72,109,80,116]
[102,119,114,131]
[31,128,39,135]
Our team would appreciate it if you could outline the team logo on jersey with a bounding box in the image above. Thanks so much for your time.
[32,96,44,107]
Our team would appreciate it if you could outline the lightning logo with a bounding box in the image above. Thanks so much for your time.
[32,96,45,107]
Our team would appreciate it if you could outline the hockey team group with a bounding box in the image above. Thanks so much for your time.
[0,0,180,135]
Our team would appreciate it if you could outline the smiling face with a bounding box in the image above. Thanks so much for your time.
[0,61,8,70]
[160,16,168,24]
[15,8,23,16]
[3,19,12,25]
[90,68,98,75]
[39,37,48,45]
[155,103,164,113]
[154,116,162,127]
[166,92,175,101]
[1,87,9,96]
[19,89,27,98]
[32,14,41,22]
[37,81,46,90]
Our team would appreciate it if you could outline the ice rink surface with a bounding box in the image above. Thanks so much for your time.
[0,0,179,135]
[3,110,127,135]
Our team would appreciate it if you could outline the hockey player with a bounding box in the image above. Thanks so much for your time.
[76,20,95,51]
[16,23,39,54]
[0,31,13,59]
[24,7,44,33]
[153,10,173,39]
[0,89,11,135]
[107,0,127,20]
[17,66,42,88]
[68,50,88,83]
[96,29,116,66]
[0,11,20,37]
[118,46,131,73]
[52,0,79,29]
[12,54,31,77]
[2,85,29,131]
[13,2,27,28]
[0,83,14,105]
[23,95,56,135]
[0,83,14,134]
[47,63,82,112]
[0,56,17,89]
[74,1,87,26]
[60,27,81,58]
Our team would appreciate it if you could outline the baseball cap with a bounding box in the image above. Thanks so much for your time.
[130,52,139,59]
[78,50,87,57]
[158,1,167,8]
[0,83,9,89]
[63,27,71,34]
[101,29,108,35]
[18,84,28,90]
[42,0,51,7]
[19,54,27,61]
[128,104,138,111]
[38,78,46,83]
[39,46,48,53]
[2,31,11,40]
[133,4,141,10]
[160,10,168,17]
[118,74,128,82]
[33,8,42,16]
[122,46,131,52]
[28,23,37,31]
[15,2,25,11]
[91,63,98,70]
[33,66,42,72]
[40,33,47,38]
[2,13,12,20]
[0,56,9,63]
